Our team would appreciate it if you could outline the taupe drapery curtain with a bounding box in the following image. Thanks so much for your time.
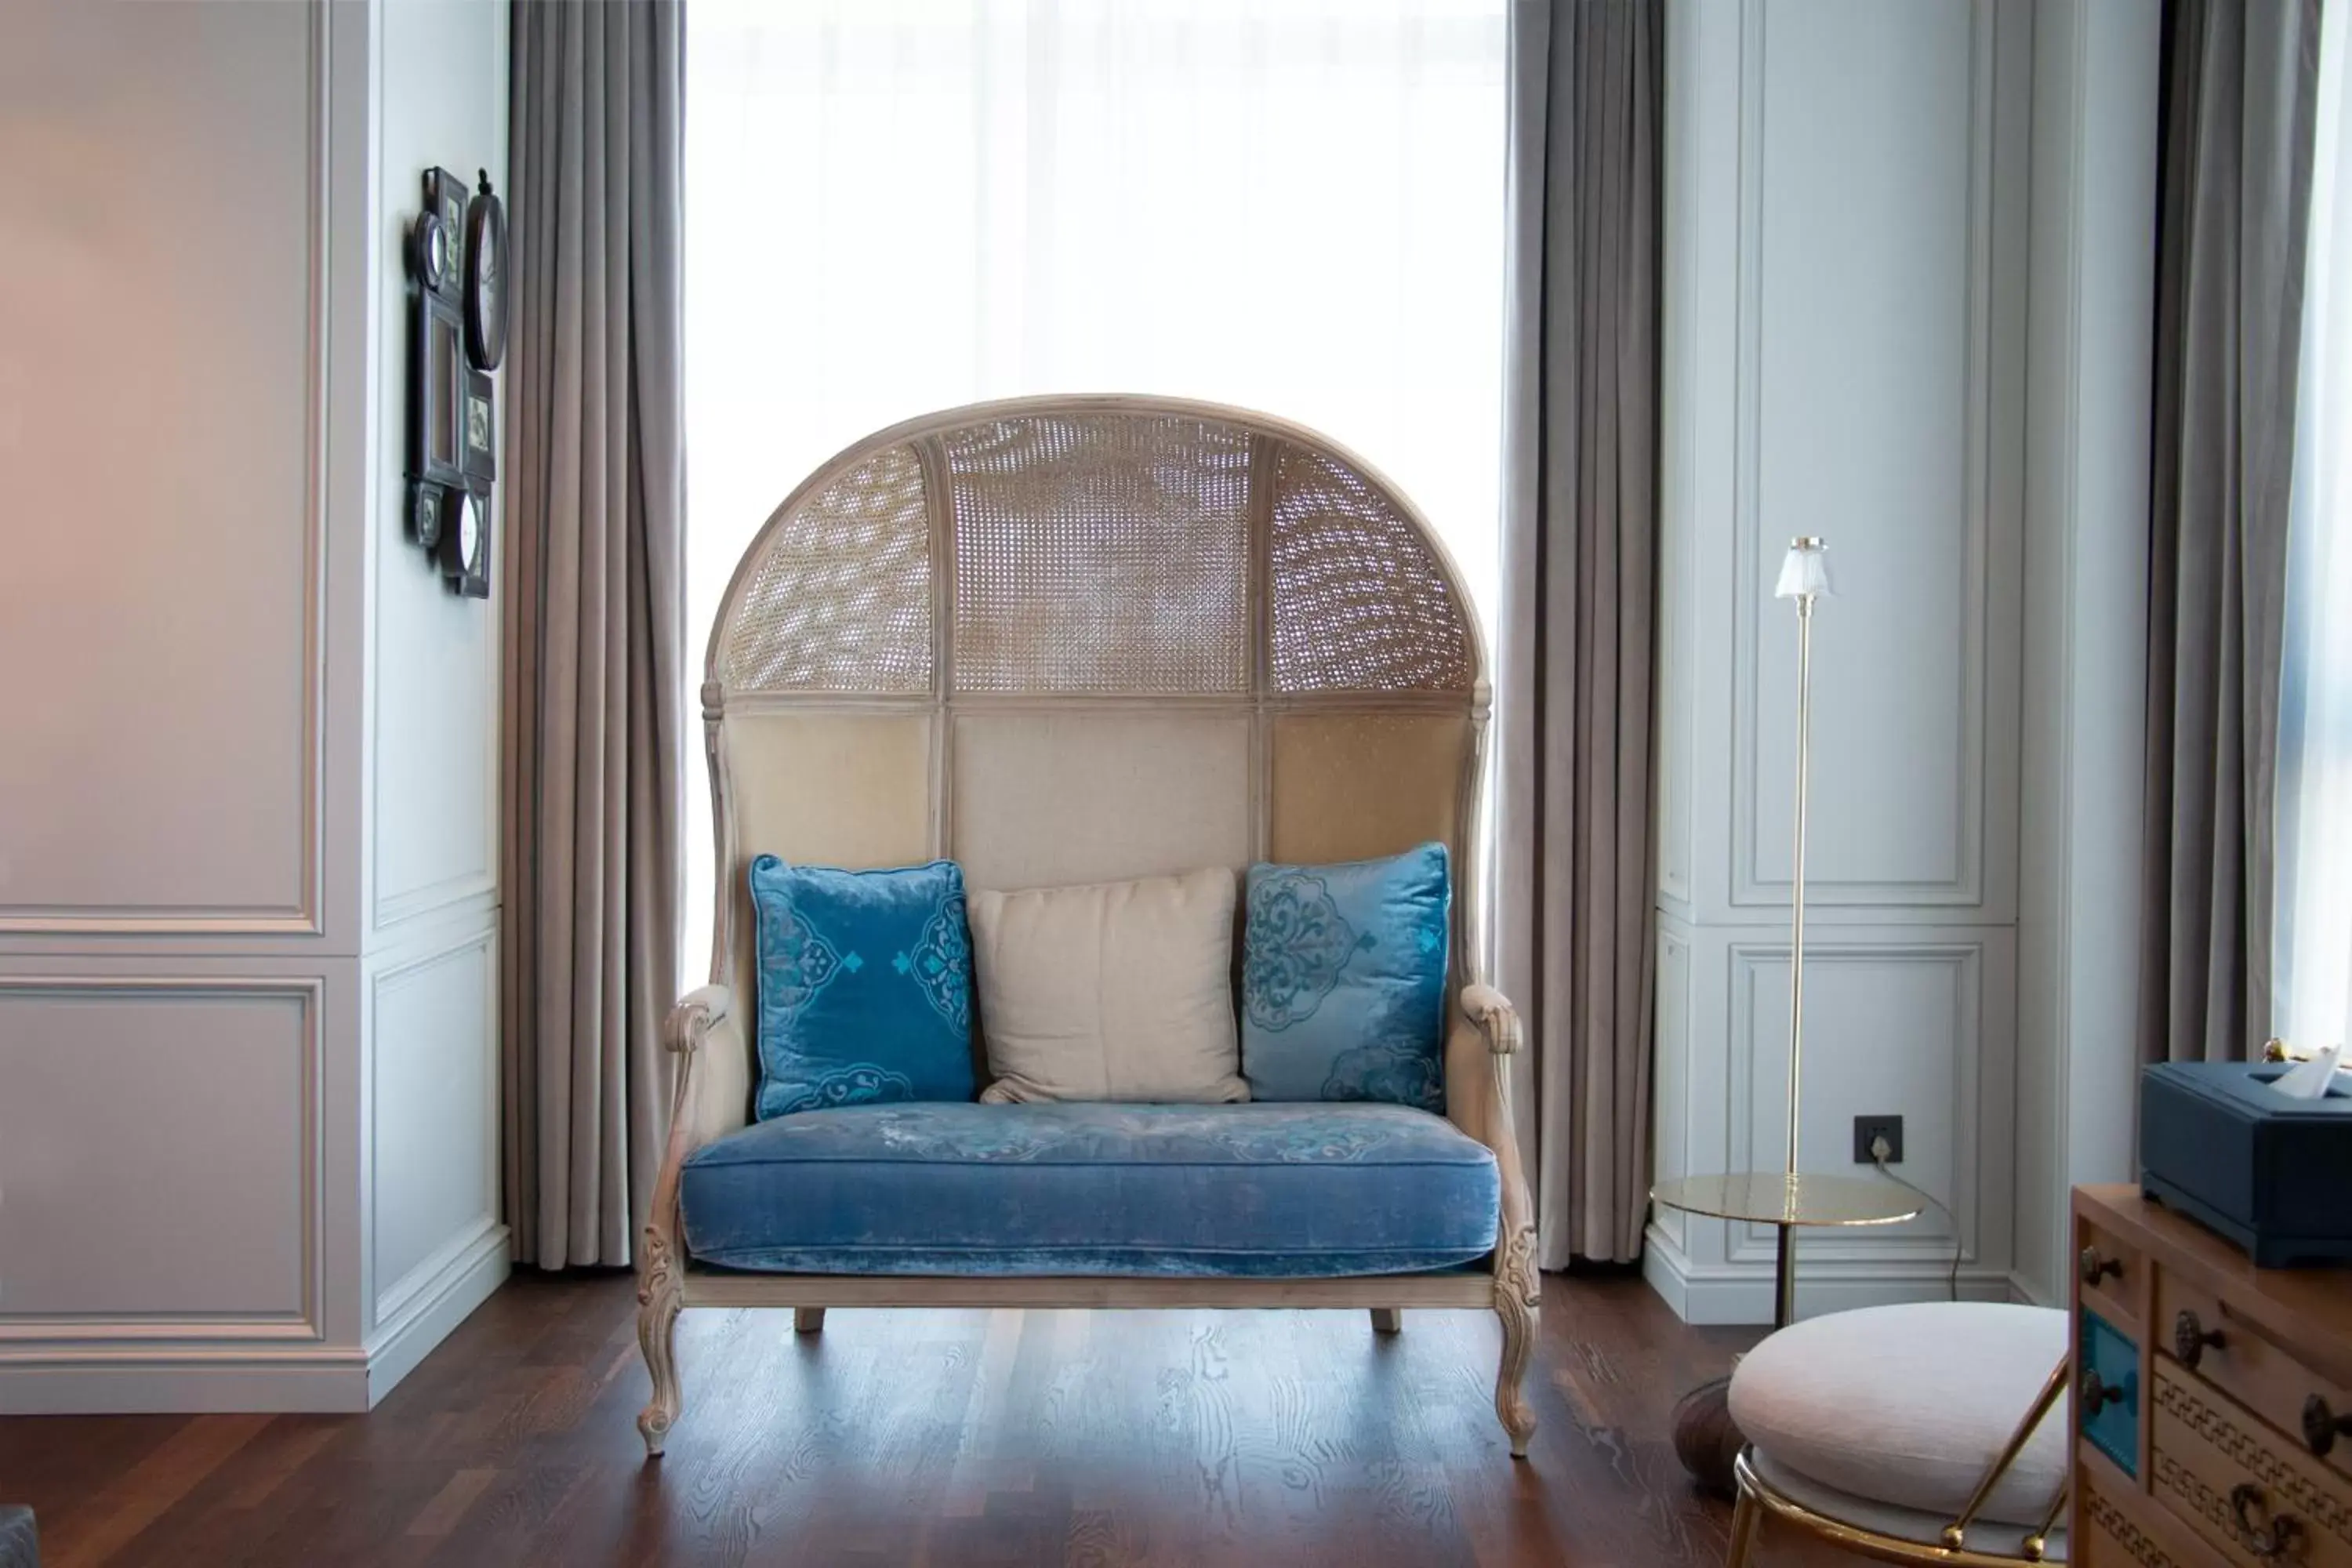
[2140,0,2319,1065]
[501,0,687,1269]
[1496,0,1663,1269]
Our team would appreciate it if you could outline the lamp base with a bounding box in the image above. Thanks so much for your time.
[1671,1375,1744,1498]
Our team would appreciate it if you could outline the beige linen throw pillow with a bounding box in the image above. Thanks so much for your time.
[968,866,1249,1103]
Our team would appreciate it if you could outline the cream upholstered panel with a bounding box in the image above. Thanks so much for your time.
[719,712,934,996]
[1268,712,1471,866]
[949,711,1252,892]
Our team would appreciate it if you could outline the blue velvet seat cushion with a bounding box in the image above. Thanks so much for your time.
[1241,842,1450,1111]
[679,1102,1499,1276]
[748,855,976,1122]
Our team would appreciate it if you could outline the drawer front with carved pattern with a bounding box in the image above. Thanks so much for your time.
[2081,1479,2227,1567]
[2082,1215,2147,1334]
[2151,1360,2352,1566]
[2159,1269,2352,1487]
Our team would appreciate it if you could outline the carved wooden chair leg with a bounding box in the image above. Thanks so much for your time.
[636,1238,684,1457]
[795,1306,827,1334]
[1370,1308,1403,1334]
[1725,1478,1764,1568]
[1493,1229,1541,1457]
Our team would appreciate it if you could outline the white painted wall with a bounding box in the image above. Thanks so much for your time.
[0,0,509,1411]
[1649,0,2031,1324]
[2012,0,2159,1307]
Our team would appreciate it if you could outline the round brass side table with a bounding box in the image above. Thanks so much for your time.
[1650,1171,1922,1495]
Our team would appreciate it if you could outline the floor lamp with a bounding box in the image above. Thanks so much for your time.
[1650,537,1920,1493]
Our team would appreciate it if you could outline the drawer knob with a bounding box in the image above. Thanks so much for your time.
[2228,1482,2303,1559]
[2304,1393,2352,1457]
[2173,1308,2226,1369]
[2079,1246,2123,1286]
[2079,1367,2136,1417]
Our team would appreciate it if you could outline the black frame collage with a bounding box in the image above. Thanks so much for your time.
[405,166,506,599]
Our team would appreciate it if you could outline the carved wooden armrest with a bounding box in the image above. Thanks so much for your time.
[659,984,750,1159]
[1460,983,1521,1055]
[1445,986,1535,1248]
[665,983,731,1052]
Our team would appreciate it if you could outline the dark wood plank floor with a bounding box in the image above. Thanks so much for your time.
[0,1272,1849,1566]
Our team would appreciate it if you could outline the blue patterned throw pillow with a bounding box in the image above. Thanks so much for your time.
[748,856,976,1121]
[1240,843,1450,1112]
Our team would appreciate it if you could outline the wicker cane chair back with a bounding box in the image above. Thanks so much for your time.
[701,396,1490,1028]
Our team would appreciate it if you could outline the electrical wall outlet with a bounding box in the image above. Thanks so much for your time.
[1853,1114,1904,1164]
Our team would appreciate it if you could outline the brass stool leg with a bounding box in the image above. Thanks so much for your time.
[1725,1480,1764,1568]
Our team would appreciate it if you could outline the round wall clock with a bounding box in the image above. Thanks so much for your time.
[437,486,493,599]
[464,170,507,371]
[438,486,480,581]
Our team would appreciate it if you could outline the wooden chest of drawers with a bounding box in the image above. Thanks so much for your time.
[2073,1185,2352,1566]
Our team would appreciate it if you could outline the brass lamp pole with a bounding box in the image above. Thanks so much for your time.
[1651,536,1923,1496]
[1773,535,1831,1325]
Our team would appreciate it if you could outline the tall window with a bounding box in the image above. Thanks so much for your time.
[683,0,1509,975]
[2274,0,2352,1051]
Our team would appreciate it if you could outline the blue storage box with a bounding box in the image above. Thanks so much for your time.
[2139,1061,2352,1268]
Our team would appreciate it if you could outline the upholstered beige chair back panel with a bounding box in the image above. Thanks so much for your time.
[703,397,1490,1019]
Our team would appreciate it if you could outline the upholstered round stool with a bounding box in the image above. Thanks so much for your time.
[1722,1301,2074,1565]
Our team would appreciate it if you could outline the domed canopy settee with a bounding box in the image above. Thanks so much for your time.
[637,396,1537,1457]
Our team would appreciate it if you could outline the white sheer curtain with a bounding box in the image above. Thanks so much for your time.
[682,0,1508,978]
[2272,0,2352,1052]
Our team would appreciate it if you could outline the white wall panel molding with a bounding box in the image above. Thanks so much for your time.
[2012,0,2158,1305]
[0,0,336,941]
[1651,0,2028,1325]
[1650,919,1693,1253]
[1722,941,1980,1268]
[0,976,325,1347]
[1723,0,2025,920]
[363,1218,506,1406]
[365,923,500,1337]
[5,0,506,1412]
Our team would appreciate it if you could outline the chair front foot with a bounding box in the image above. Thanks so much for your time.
[795,1307,826,1334]
[1493,1225,1540,1457]
[1370,1308,1403,1335]
[636,1227,684,1458]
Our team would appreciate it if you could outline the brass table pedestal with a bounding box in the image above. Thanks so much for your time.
[1650,1171,1921,1497]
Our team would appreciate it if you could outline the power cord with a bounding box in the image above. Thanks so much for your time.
[1871,1134,1961,1303]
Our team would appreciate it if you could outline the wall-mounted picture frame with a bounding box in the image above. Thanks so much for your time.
[408,289,466,492]
[422,168,470,303]
[463,368,495,485]
[408,478,444,549]
[407,165,499,601]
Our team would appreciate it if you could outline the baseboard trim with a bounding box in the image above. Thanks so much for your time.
[1642,1224,2016,1326]
[0,1345,372,1414]
[365,1221,510,1406]
[0,1226,509,1415]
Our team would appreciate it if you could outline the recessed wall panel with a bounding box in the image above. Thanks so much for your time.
[0,3,321,927]
[0,981,314,1323]
[371,932,495,1319]
[1740,0,1986,902]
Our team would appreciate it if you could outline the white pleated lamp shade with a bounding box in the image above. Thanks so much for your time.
[1775,536,1835,600]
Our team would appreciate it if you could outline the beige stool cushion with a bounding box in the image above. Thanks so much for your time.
[1729,1302,2071,1532]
